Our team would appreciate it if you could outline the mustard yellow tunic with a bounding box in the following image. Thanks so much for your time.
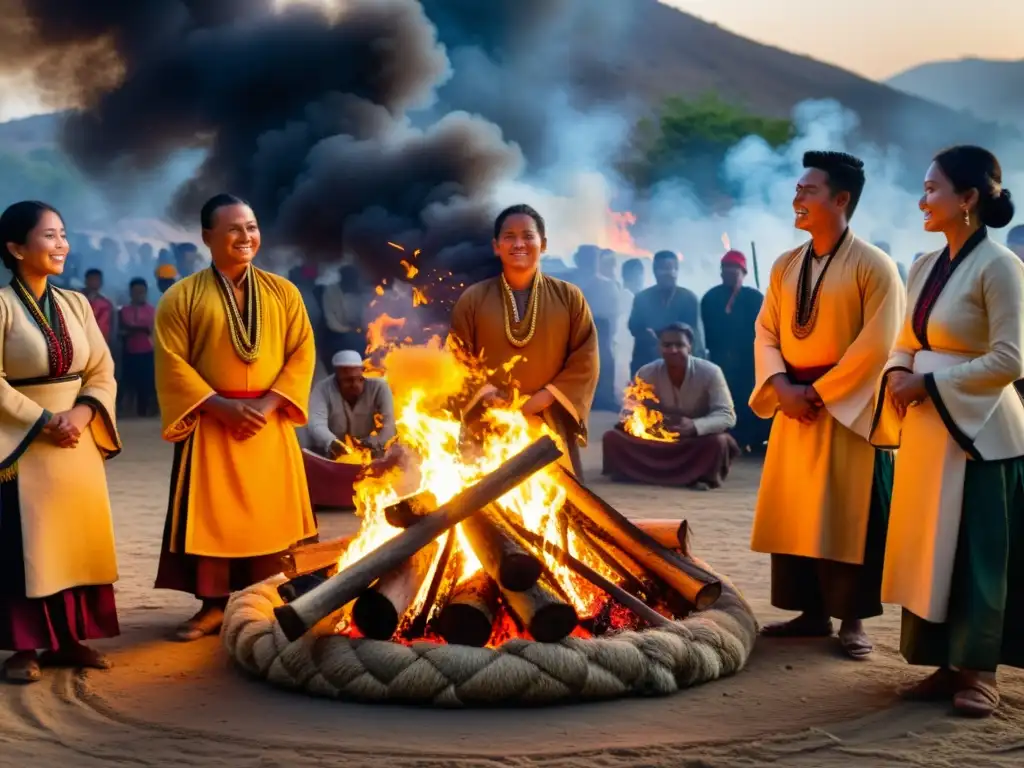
[0,286,120,598]
[154,267,317,558]
[750,233,905,564]
[448,273,599,469]
[874,235,1024,621]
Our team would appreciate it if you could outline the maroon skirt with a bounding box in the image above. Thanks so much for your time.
[602,428,740,488]
[0,477,119,652]
[303,449,360,509]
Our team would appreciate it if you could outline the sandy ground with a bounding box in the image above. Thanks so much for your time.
[2,413,1024,767]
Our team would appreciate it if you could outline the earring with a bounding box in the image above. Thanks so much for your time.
[963,208,971,226]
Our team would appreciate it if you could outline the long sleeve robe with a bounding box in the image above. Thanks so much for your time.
[874,233,1024,621]
[749,233,904,564]
[0,285,120,598]
[307,375,396,455]
[448,273,599,473]
[154,267,317,558]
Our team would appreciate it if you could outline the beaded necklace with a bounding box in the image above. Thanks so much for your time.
[791,229,849,340]
[212,265,263,363]
[500,272,540,348]
[11,277,74,377]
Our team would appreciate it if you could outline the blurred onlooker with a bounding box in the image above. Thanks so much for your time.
[83,268,115,343]
[321,265,369,370]
[1008,225,1024,260]
[117,278,157,417]
[628,250,704,375]
[155,262,178,294]
[569,245,621,411]
[622,257,645,295]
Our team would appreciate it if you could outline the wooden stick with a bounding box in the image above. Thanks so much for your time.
[435,571,501,647]
[501,572,578,643]
[384,491,438,529]
[405,531,458,639]
[632,519,689,553]
[554,465,721,610]
[461,504,543,591]
[504,517,672,630]
[568,517,649,596]
[280,535,353,578]
[351,542,438,640]
[273,435,562,641]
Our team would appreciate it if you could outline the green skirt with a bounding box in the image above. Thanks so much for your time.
[901,456,1024,671]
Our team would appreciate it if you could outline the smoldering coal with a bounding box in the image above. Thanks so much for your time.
[1,0,528,283]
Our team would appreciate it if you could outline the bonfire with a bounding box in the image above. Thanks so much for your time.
[272,283,719,648]
[621,378,679,443]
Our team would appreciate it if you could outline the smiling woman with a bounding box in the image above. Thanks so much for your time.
[0,200,122,683]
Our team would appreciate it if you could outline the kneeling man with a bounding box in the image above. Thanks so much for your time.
[603,323,739,489]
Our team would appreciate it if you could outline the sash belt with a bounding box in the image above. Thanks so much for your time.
[7,373,82,388]
[784,362,837,386]
[216,390,268,399]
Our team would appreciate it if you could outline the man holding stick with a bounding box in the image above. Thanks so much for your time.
[749,151,904,658]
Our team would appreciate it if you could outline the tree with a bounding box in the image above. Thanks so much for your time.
[625,93,794,191]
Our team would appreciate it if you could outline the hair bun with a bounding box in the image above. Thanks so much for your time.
[980,187,1015,229]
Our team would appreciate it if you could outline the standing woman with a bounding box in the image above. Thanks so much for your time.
[0,201,121,683]
[875,146,1023,716]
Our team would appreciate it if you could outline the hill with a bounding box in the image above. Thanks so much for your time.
[886,58,1024,128]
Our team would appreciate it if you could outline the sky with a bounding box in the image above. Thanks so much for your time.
[663,0,1022,80]
[2,1,1021,121]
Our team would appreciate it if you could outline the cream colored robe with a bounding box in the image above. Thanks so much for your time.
[750,232,904,563]
[0,286,120,598]
[874,235,1024,622]
[448,273,599,471]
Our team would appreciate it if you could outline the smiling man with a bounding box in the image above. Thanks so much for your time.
[153,193,318,641]
[749,151,905,659]
[448,203,599,477]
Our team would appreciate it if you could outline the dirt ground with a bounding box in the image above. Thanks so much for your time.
[1,413,1022,767]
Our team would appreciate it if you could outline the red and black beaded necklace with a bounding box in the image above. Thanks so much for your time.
[911,226,988,349]
[11,277,74,378]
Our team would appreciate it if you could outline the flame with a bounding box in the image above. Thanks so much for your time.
[722,233,731,251]
[601,209,652,257]
[621,377,679,443]
[387,241,405,251]
[400,259,419,279]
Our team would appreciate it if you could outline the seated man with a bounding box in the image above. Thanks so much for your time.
[603,323,740,490]
[304,350,397,508]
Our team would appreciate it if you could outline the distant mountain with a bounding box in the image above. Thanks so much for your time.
[0,110,63,149]
[886,58,1024,127]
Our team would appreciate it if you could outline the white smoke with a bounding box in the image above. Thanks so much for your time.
[502,98,1024,293]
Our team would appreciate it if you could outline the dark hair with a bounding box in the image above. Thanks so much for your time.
[200,193,250,230]
[933,145,1015,229]
[622,257,644,276]
[653,250,678,265]
[803,151,866,220]
[493,204,545,240]
[85,268,103,279]
[0,200,62,272]
[129,277,148,289]
[659,321,694,344]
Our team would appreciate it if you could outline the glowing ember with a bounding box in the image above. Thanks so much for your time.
[601,210,652,257]
[721,233,731,251]
[621,378,679,443]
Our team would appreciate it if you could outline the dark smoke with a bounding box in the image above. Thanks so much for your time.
[0,0,547,284]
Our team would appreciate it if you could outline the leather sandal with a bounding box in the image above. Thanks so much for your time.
[953,677,999,717]
[2,652,41,683]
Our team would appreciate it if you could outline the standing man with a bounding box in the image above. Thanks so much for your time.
[750,151,904,659]
[701,250,766,452]
[1008,225,1024,260]
[628,250,703,375]
[153,193,317,641]
[83,268,115,344]
[448,204,599,477]
[117,277,156,418]
[569,245,620,411]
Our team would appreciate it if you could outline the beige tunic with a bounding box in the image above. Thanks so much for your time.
[307,375,396,455]
[0,286,120,598]
[874,236,1024,621]
[750,232,905,563]
[633,357,736,435]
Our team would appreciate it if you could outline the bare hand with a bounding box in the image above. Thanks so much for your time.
[251,393,285,419]
[888,372,928,413]
[676,417,698,437]
[43,408,91,448]
[206,396,267,440]
[521,389,555,416]
[775,380,820,423]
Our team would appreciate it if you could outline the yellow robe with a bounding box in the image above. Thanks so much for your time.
[0,286,120,598]
[750,232,904,564]
[154,267,317,558]
[874,236,1024,621]
[448,273,599,470]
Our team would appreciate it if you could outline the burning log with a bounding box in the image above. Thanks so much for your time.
[279,535,353,578]
[406,531,459,638]
[502,572,578,643]
[632,519,689,553]
[568,518,649,597]
[435,571,501,647]
[505,518,672,630]
[273,435,563,642]
[461,505,543,592]
[384,491,438,529]
[555,466,722,610]
[351,542,439,640]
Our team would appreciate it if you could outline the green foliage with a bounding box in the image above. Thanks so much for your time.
[626,93,794,189]
[0,147,97,218]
